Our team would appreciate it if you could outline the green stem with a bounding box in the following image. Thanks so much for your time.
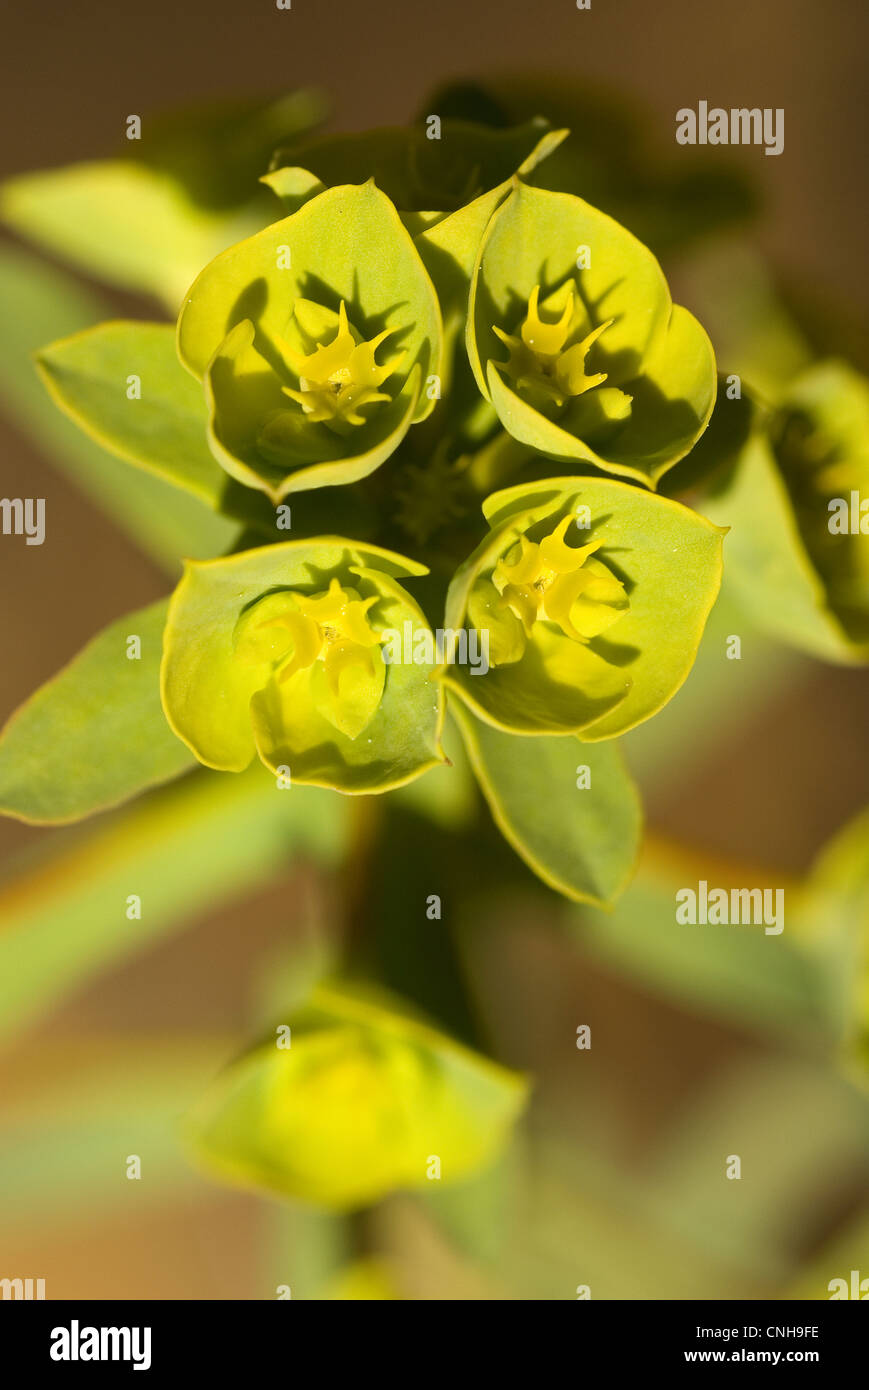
[338,794,385,967]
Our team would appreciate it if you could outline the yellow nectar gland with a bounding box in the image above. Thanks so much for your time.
[235,579,386,739]
[279,302,404,431]
[491,516,628,643]
[493,285,613,410]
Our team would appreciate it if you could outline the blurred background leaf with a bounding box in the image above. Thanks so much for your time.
[0,89,326,309]
[2,160,264,309]
[0,1035,232,1224]
[793,805,869,1080]
[0,768,348,1046]
[188,983,529,1210]
[420,76,760,258]
[568,838,828,1043]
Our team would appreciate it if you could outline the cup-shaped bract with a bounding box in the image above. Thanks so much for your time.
[467,182,717,487]
[263,122,569,440]
[187,985,529,1210]
[177,182,443,501]
[441,477,724,738]
[161,539,445,793]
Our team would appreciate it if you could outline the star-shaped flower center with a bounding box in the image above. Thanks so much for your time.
[234,579,386,739]
[492,284,613,411]
[465,515,630,670]
[491,515,628,642]
[278,302,405,432]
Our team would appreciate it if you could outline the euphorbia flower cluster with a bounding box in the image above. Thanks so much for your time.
[7,98,742,1216]
[32,112,724,808]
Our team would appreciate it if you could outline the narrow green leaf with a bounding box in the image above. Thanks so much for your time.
[0,600,193,824]
[0,244,238,570]
[450,700,641,906]
[36,320,230,509]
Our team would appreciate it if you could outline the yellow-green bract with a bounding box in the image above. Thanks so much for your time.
[466,182,717,487]
[177,181,443,501]
[161,539,445,793]
[440,477,725,738]
[187,984,529,1210]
